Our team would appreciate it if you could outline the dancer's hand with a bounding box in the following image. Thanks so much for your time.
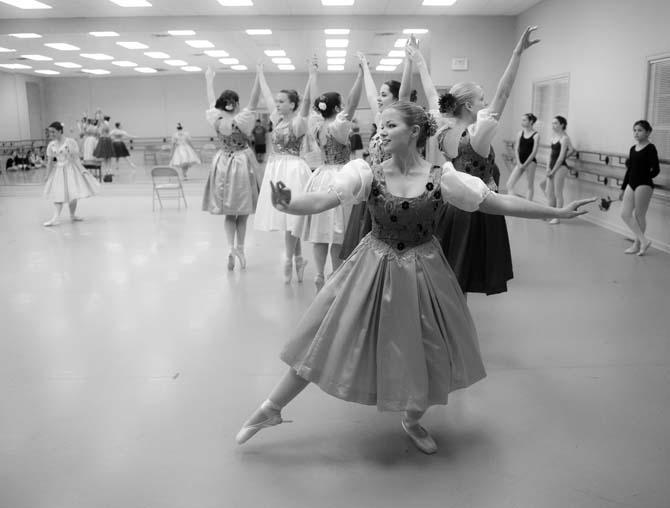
[405,44,426,67]
[308,56,318,75]
[270,181,292,210]
[514,26,540,55]
[356,51,369,68]
[557,197,596,219]
[486,179,498,192]
[205,66,215,82]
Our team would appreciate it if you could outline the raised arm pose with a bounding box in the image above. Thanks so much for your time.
[300,62,364,291]
[434,26,540,296]
[254,62,316,284]
[169,122,201,180]
[202,67,261,271]
[506,113,540,200]
[235,101,593,455]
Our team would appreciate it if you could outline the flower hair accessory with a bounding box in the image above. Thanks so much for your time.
[224,103,234,112]
[426,115,438,137]
[318,101,327,111]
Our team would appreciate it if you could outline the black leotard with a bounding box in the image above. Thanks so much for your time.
[549,140,569,169]
[518,131,537,164]
[622,143,660,190]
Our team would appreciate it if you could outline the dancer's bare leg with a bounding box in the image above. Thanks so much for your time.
[313,242,328,291]
[69,200,83,221]
[43,203,63,226]
[526,162,536,201]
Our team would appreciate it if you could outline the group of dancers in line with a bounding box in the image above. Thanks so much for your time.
[76,110,137,177]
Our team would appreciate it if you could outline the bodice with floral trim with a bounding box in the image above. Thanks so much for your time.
[271,120,304,156]
[215,123,250,154]
[48,139,78,165]
[452,131,497,183]
[367,164,444,251]
[368,133,391,165]
[318,130,350,165]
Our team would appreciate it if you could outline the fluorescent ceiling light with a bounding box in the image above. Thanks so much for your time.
[394,38,408,48]
[321,0,354,5]
[117,41,148,49]
[134,67,157,73]
[54,61,82,68]
[81,53,114,60]
[186,40,214,48]
[272,57,291,64]
[181,66,201,72]
[0,0,51,8]
[89,32,119,37]
[35,69,59,75]
[264,49,285,57]
[9,33,42,38]
[403,28,428,34]
[44,42,79,51]
[422,0,458,5]
[376,65,396,71]
[326,50,346,57]
[82,69,110,74]
[324,29,349,35]
[22,54,52,61]
[164,59,187,66]
[0,47,15,52]
[144,51,169,59]
[219,58,239,65]
[387,50,404,58]
[277,64,295,70]
[246,29,271,35]
[109,0,152,6]
[379,58,402,65]
[231,64,248,70]
[0,63,31,69]
[325,39,348,48]
[168,30,195,36]
[204,49,229,57]
[218,0,252,5]
[112,60,137,67]
[327,58,345,65]
[328,65,344,71]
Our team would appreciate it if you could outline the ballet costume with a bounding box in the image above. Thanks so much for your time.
[93,122,114,161]
[435,109,513,295]
[238,159,491,452]
[255,112,312,282]
[170,130,201,175]
[82,124,98,160]
[43,138,100,203]
[110,129,131,159]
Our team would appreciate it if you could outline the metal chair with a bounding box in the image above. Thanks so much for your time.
[151,166,187,211]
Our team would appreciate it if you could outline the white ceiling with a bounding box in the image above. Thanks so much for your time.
[0,0,543,77]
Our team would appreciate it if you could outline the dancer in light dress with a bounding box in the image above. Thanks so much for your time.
[169,123,201,180]
[42,121,100,227]
[301,63,364,291]
[254,62,316,284]
[81,119,99,161]
[235,102,595,454]
[202,67,262,271]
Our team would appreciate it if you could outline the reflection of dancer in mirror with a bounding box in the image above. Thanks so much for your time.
[169,123,201,180]
[301,61,364,291]
[82,118,99,161]
[93,115,115,177]
[42,121,100,227]
[434,26,540,296]
[235,102,595,454]
[110,122,137,172]
[203,67,262,271]
[506,113,539,200]
[620,120,659,256]
[542,115,575,225]
[254,62,315,284]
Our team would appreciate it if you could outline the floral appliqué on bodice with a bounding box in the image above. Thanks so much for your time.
[367,164,443,252]
[215,123,250,155]
[318,129,350,165]
[272,120,304,156]
[452,131,497,184]
[368,133,391,165]
[49,140,77,166]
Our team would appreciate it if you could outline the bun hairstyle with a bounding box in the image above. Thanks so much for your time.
[177,122,183,130]
[386,101,437,149]
[115,122,121,128]
[279,89,300,111]
[103,115,111,121]
[48,121,64,133]
[634,120,653,133]
[215,89,240,112]
[383,79,400,99]
[524,113,537,125]
[554,115,568,129]
[439,82,481,116]
[314,92,341,119]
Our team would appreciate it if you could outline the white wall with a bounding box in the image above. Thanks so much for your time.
[0,71,45,141]
[511,0,670,251]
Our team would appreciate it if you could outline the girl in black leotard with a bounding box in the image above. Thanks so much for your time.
[543,115,574,224]
[620,120,660,256]
[506,113,539,200]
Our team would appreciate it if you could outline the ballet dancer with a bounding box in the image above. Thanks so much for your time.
[506,113,539,200]
[235,102,595,454]
[169,122,201,180]
[93,115,115,178]
[110,122,136,172]
[543,115,575,225]
[42,121,100,227]
[81,118,99,161]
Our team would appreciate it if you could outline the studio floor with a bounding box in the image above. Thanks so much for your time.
[1,176,669,508]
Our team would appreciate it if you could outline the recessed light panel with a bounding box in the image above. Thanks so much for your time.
[35,69,60,75]
[82,69,111,75]
[186,40,214,48]
[112,60,137,67]
[109,0,152,6]
[422,0,457,5]
[117,41,148,49]
[272,57,291,64]
[54,62,82,68]
[387,50,404,58]
[218,0,252,5]
[9,33,42,38]
[0,63,31,69]
[219,58,239,65]
[164,59,187,66]
[44,43,80,51]
[326,50,346,57]
[0,0,51,8]
[394,38,408,48]
[325,39,348,48]
[81,53,114,60]
[168,30,195,36]
[379,58,402,65]
[246,29,271,35]
[22,54,52,61]
[264,50,285,57]
[376,65,396,71]
[328,65,344,71]
[181,66,201,72]
[327,58,345,65]
[322,0,354,5]
[89,32,119,37]
[144,52,169,59]
[0,47,15,52]
[403,28,428,34]
[277,64,295,70]
[204,50,229,57]
[134,67,157,73]
[231,64,248,70]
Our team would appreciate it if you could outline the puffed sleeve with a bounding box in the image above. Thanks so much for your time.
[66,137,80,157]
[205,107,222,127]
[329,158,373,205]
[328,111,353,145]
[440,162,491,212]
[233,108,256,137]
[468,108,499,158]
[46,141,55,158]
[291,115,308,138]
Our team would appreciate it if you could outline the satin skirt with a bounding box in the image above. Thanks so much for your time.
[93,136,114,159]
[281,234,486,412]
[43,160,100,203]
[202,148,259,215]
[339,202,372,259]
[170,144,201,166]
[82,136,98,160]
[112,141,130,158]
[301,164,352,244]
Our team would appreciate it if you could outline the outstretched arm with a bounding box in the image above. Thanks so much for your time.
[488,26,540,118]
[357,52,379,119]
[343,64,365,120]
[479,192,595,219]
[299,60,318,118]
[270,181,340,215]
[246,71,261,110]
[257,64,276,112]
[398,38,415,102]
[205,67,216,107]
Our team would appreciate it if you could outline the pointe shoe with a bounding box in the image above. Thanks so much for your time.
[637,240,652,256]
[227,252,235,271]
[283,258,293,284]
[401,419,437,455]
[624,243,640,254]
[294,256,308,283]
[236,407,292,445]
[314,273,325,293]
[234,248,247,269]
[42,219,58,227]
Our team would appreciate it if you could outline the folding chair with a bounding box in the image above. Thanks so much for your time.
[151,166,187,211]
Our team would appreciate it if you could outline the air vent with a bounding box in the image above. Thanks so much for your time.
[152,33,171,38]
[155,68,167,72]
[374,32,396,36]
[16,56,29,60]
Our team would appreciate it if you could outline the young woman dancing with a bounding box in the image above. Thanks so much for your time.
[169,122,201,180]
